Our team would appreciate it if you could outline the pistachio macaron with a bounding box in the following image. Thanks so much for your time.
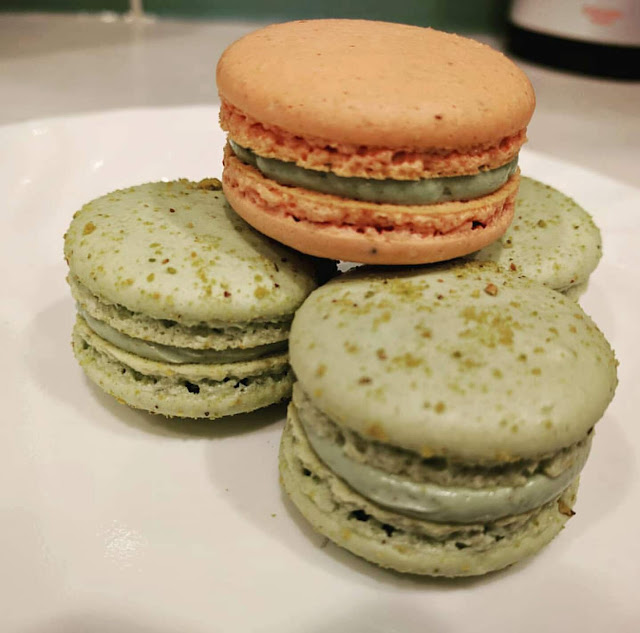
[280,262,617,576]
[217,19,535,265]
[64,179,330,419]
[467,177,602,300]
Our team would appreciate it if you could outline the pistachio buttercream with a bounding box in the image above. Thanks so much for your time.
[295,385,590,523]
[80,310,287,365]
[230,141,519,205]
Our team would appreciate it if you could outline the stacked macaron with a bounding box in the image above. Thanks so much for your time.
[217,19,535,265]
[65,179,330,419]
[213,19,615,577]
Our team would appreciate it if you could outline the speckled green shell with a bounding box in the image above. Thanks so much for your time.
[64,180,323,326]
[289,262,617,461]
[467,177,602,294]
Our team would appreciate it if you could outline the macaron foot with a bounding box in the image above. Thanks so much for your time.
[280,403,578,577]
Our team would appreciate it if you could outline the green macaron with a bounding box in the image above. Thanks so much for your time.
[280,262,617,576]
[65,179,330,419]
[466,176,602,300]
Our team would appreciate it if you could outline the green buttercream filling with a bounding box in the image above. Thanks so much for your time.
[299,415,588,524]
[230,141,518,205]
[80,311,287,364]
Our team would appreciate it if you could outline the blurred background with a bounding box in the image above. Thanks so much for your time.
[1,0,510,31]
[0,0,638,184]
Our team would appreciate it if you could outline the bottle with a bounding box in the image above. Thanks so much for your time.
[507,0,640,79]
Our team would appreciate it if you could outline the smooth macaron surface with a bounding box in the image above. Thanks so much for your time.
[217,19,534,150]
[64,179,321,326]
[467,177,602,293]
[290,262,617,461]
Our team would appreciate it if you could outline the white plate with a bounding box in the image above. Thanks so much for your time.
[2,107,639,632]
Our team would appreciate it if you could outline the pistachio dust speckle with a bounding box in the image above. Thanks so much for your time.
[289,261,617,461]
[467,177,602,297]
[64,179,325,326]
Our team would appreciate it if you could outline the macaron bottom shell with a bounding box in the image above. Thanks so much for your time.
[73,316,293,419]
[280,403,578,577]
[223,152,518,265]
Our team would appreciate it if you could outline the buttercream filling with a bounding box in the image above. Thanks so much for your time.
[230,141,518,205]
[298,410,588,524]
[80,310,287,364]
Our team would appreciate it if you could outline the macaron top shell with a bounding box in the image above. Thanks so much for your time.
[290,262,617,461]
[216,19,535,150]
[64,180,321,326]
[468,176,602,292]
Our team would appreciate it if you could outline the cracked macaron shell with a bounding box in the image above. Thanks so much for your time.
[289,262,617,462]
[467,177,602,292]
[64,180,322,325]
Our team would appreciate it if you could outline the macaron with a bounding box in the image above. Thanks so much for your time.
[466,177,602,300]
[280,262,617,576]
[64,179,330,419]
[217,19,535,265]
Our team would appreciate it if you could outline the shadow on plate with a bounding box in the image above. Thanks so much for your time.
[299,560,638,632]
[86,380,287,439]
[567,414,636,538]
[22,612,202,633]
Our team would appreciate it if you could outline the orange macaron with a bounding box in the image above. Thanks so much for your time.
[217,19,535,265]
